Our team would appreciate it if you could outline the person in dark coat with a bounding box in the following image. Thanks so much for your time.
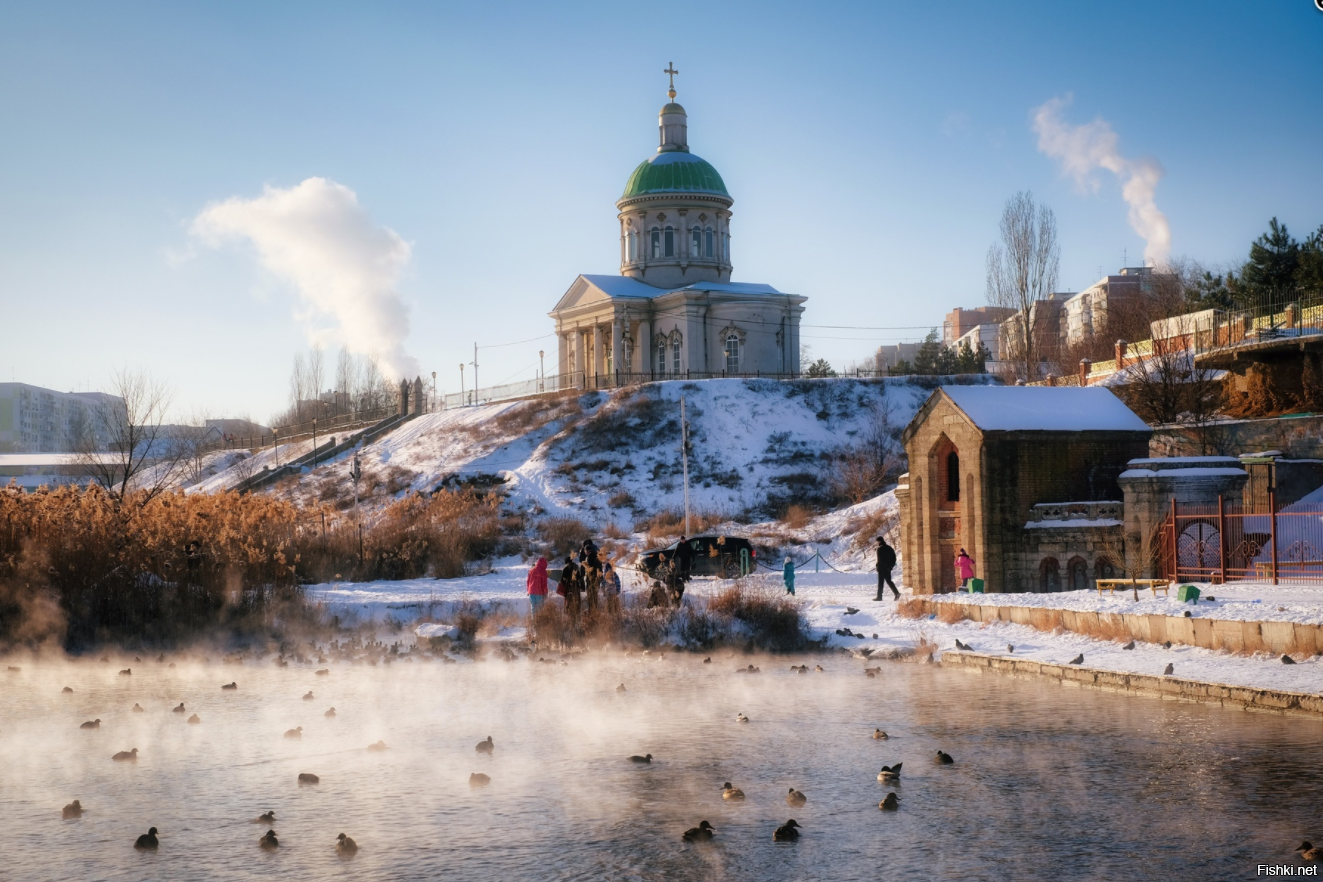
[875,536,900,601]
[560,556,582,619]
[580,540,602,613]
[673,536,693,582]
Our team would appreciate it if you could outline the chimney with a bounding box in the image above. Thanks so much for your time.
[1115,339,1127,368]
[1079,358,1091,386]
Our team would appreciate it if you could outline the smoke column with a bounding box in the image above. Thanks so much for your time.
[1032,95,1172,267]
[192,177,419,379]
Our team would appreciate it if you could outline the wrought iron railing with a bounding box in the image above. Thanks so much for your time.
[1160,493,1323,585]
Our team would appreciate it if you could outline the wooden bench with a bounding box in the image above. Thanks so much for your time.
[1095,578,1171,597]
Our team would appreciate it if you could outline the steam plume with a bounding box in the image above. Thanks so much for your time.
[192,177,419,379]
[1032,95,1171,267]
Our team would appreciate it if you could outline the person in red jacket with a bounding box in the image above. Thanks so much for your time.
[527,557,549,612]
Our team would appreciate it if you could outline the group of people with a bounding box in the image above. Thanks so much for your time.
[524,538,622,619]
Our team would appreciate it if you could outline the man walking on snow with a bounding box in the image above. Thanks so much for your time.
[875,536,900,601]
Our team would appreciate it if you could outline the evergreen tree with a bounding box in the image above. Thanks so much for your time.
[805,358,837,378]
[1297,225,1323,294]
[1241,217,1300,307]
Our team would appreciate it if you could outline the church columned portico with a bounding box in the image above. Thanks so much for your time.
[549,67,806,385]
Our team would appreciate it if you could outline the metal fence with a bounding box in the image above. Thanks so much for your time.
[1160,494,1323,584]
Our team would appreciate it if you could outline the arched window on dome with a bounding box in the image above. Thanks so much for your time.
[725,333,740,373]
[691,227,702,257]
[627,231,637,262]
[663,226,674,258]
[705,227,714,259]
[650,227,661,260]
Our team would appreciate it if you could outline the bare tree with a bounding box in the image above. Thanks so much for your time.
[77,368,182,501]
[986,191,1060,381]
[1112,315,1224,449]
[289,352,309,422]
[828,397,905,504]
[307,343,325,408]
[173,410,217,487]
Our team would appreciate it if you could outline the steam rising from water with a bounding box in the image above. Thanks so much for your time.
[192,177,419,380]
[2,649,1318,880]
[1033,95,1172,267]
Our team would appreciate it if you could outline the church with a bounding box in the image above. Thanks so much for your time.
[549,68,807,383]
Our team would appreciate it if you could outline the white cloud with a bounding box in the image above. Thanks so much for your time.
[1033,95,1172,267]
[192,177,419,379]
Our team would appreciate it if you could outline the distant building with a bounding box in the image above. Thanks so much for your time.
[0,383,123,453]
[949,324,1001,362]
[943,306,1014,345]
[0,452,123,491]
[206,418,272,440]
[1058,267,1173,349]
[874,342,923,373]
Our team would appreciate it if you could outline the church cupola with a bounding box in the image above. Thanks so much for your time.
[617,63,734,288]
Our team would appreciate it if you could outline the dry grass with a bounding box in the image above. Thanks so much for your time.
[845,505,899,552]
[608,489,636,508]
[781,504,813,531]
[637,508,731,548]
[935,603,969,625]
[536,516,591,558]
[707,585,808,651]
[601,522,630,540]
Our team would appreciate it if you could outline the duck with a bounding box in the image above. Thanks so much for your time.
[616,684,627,693]
[187,714,201,724]
[721,782,745,801]
[62,799,83,819]
[315,669,329,676]
[298,772,320,784]
[702,657,711,664]
[133,827,159,850]
[815,664,824,672]
[682,820,715,842]
[259,829,279,849]
[80,719,101,729]
[172,703,185,714]
[879,792,899,811]
[62,686,73,693]
[284,726,303,739]
[367,740,388,752]
[629,754,653,764]
[736,713,749,723]
[773,819,801,842]
[872,729,889,740]
[469,772,491,787]
[935,750,954,765]
[253,811,276,824]
[877,763,902,782]
[336,833,359,854]
[222,682,238,690]
[303,691,314,701]
[325,707,336,718]
[112,748,138,762]
[119,668,132,676]
[1298,842,1321,861]
[131,703,144,712]
[786,788,807,807]
[476,736,494,754]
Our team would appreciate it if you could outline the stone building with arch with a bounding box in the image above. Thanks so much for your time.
[896,386,1152,594]
[549,74,806,382]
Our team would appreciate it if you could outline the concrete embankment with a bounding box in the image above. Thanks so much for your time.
[907,598,1323,655]
[941,651,1323,718]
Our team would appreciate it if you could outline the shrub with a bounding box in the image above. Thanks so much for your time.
[707,585,808,651]
[536,516,591,558]
[781,505,813,531]
[608,489,636,508]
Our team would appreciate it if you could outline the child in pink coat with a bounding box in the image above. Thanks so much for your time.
[955,549,976,591]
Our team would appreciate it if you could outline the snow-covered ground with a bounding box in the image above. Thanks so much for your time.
[201,377,988,525]
[928,580,1323,625]
[307,567,1323,697]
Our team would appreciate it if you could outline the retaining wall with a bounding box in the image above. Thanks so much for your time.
[941,650,1323,718]
[908,598,1323,655]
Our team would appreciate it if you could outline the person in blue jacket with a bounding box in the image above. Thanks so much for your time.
[783,556,796,596]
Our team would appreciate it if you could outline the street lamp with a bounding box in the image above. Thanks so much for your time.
[459,363,465,407]
[431,371,437,413]
[539,350,545,393]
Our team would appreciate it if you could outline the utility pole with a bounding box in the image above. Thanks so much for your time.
[539,350,545,393]
[350,451,363,566]
[311,418,318,468]
[431,371,436,413]
[459,363,465,407]
[680,396,691,536]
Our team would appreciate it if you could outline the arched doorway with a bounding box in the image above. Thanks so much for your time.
[1039,557,1061,593]
[1067,556,1089,592]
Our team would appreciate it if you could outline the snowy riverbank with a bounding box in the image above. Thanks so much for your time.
[306,567,1323,698]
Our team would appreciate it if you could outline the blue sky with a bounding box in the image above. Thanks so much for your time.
[2,1,1321,419]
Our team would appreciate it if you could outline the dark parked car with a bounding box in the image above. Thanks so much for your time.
[639,535,757,579]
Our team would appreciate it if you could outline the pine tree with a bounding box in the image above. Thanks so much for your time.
[1241,217,1300,308]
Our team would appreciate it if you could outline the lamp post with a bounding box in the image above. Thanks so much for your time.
[539,350,545,393]
[312,418,318,468]
[431,371,437,413]
[459,363,465,407]
[273,428,279,467]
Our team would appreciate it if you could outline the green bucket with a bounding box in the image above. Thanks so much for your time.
[1177,584,1200,603]
[968,578,985,594]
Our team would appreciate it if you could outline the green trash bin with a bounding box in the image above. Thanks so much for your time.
[1177,584,1200,603]
[968,578,985,594]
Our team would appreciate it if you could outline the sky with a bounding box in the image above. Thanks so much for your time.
[2,1,1321,421]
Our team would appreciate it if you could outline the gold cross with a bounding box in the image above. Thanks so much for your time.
[663,62,679,90]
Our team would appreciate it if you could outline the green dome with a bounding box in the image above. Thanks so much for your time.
[621,152,729,200]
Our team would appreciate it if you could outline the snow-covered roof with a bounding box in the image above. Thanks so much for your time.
[942,386,1150,433]
[574,275,787,300]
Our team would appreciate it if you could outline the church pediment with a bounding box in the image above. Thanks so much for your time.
[550,274,665,316]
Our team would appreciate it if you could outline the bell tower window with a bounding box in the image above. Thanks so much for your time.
[650,227,661,259]
[705,227,714,258]
[691,227,702,257]
[627,231,637,261]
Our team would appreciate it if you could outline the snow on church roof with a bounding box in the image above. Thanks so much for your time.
[577,274,785,300]
[942,385,1150,433]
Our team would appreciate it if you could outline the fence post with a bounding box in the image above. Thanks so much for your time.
[1217,494,1227,584]
[1169,497,1177,580]
[1270,487,1279,585]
